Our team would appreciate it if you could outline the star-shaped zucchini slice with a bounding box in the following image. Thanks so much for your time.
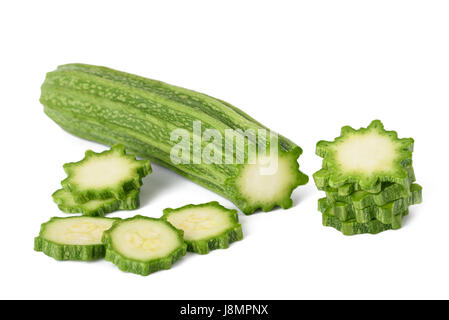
[61,144,151,203]
[313,120,414,191]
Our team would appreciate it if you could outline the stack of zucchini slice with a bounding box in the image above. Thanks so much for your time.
[52,144,152,216]
[313,120,422,235]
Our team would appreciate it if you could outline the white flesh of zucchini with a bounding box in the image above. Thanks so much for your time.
[110,219,181,261]
[42,217,115,245]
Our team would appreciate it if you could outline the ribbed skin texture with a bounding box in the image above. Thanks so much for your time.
[104,245,186,276]
[314,164,415,196]
[322,212,407,236]
[187,226,243,255]
[40,63,308,214]
[324,182,411,209]
[62,144,151,203]
[34,217,120,261]
[162,201,243,255]
[52,188,140,217]
[102,216,187,276]
[318,183,422,224]
[34,237,106,261]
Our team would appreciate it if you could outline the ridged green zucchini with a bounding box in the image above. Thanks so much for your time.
[40,64,308,214]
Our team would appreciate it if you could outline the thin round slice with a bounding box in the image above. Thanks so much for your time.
[315,120,414,190]
[325,182,411,209]
[102,216,186,276]
[162,201,243,254]
[314,164,415,195]
[52,188,140,216]
[34,216,119,260]
[321,211,406,236]
[318,183,422,224]
[62,144,151,203]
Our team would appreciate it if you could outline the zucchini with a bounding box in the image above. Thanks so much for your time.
[102,216,187,276]
[162,201,243,254]
[61,144,151,203]
[52,188,140,216]
[40,64,308,214]
[315,120,414,190]
[34,216,119,260]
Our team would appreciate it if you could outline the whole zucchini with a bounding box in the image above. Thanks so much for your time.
[40,64,308,214]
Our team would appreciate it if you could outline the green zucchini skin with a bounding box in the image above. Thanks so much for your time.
[318,183,422,224]
[162,201,243,255]
[40,64,308,214]
[34,216,120,261]
[322,211,407,236]
[103,245,186,276]
[34,237,106,261]
[314,164,415,196]
[102,216,187,276]
[325,182,411,209]
[52,188,140,217]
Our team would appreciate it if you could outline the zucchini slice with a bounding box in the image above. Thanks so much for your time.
[325,182,411,209]
[322,211,407,236]
[61,144,151,203]
[34,216,119,260]
[314,164,415,196]
[315,120,414,190]
[162,201,243,254]
[52,188,140,216]
[102,216,186,276]
[318,183,422,224]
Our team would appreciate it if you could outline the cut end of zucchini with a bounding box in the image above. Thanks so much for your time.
[315,120,413,189]
[103,216,186,276]
[62,144,151,202]
[235,148,308,214]
[162,201,243,254]
[41,63,308,214]
[34,216,118,260]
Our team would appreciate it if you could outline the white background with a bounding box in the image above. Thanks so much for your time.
[0,0,448,299]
